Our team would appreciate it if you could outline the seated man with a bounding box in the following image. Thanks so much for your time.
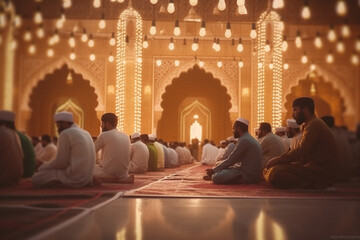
[275,126,291,151]
[286,119,302,150]
[36,134,57,166]
[205,118,263,184]
[94,113,134,183]
[141,134,159,171]
[32,111,96,187]
[264,97,339,189]
[201,139,219,165]
[129,132,149,173]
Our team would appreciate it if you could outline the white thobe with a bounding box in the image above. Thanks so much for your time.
[215,148,226,161]
[34,142,43,158]
[175,146,186,165]
[280,135,291,151]
[290,132,302,150]
[94,129,130,180]
[183,147,193,164]
[129,140,149,173]
[37,143,57,163]
[32,124,95,187]
[167,148,179,167]
[260,133,286,168]
[201,143,219,165]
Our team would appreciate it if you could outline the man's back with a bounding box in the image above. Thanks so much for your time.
[130,140,149,173]
[260,133,286,167]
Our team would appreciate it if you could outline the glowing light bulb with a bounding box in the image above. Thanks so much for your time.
[199,61,204,67]
[225,22,231,38]
[28,43,36,54]
[283,63,289,69]
[53,30,60,44]
[199,21,206,37]
[351,52,359,65]
[117,0,125,2]
[250,23,257,39]
[11,40,17,50]
[258,62,263,68]
[56,18,64,29]
[218,0,226,11]
[14,15,22,28]
[109,32,116,46]
[282,36,288,51]
[174,20,180,36]
[70,51,76,60]
[150,20,156,35]
[217,61,223,68]
[36,25,44,38]
[295,31,302,48]
[99,13,106,29]
[264,40,271,52]
[24,30,32,42]
[0,11,6,29]
[63,0,72,8]
[301,2,311,19]
[69,32,75,47]
[341,23,351,38]
[137,57,142,63]
[310,63,316,71]
[238,60,244,68]
[150,0,158,4]
[88,34,94,47]
[336,0,347,16]
[156,59,162,66]
[189,0,198,6]
[215,38,220,52]
[278,20,284,32]
[90,53,96,61]
[301,52,308,64]
[192,38,198,51]
[93,0,101,8]
[143,35,149,48]
[328,26,337,42]
[168,38,175,51]
[272,0,284,9]
[326,51,334,63]
[238,5,247,15]
[81,29,88,42]
[108,54,114,62]
[167,0,175,14]
[47,48,54,57]
[237,38,243,52]
[336,39,345,53]
[34,8,43,24]
[212,38,217,50]
[174,60,180,66]
[314,32,322,48]
[355,37,360,52]
[269,62,274,69]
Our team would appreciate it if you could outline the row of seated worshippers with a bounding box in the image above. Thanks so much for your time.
[0,110,195,187]
[204,97,360,189]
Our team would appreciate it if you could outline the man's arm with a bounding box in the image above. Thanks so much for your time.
[213,140,247,172]
[39,133,70,170]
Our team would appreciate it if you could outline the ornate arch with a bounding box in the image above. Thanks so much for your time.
[153,58,238,113]
[20,57,104,111]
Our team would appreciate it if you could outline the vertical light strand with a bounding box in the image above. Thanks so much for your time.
[134,11,143,133]
[273,12,283,128]
[257,15,266,127]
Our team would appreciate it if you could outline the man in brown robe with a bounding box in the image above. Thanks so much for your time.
[264,97,339,189]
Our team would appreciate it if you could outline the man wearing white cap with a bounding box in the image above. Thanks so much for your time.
[93,113,133,183]
[286,119,302,150]
[0,110,24,185]
[129,132,149,173]
[201,139,219,165]
[150,134,165,170]
[275,126,291,151]
[32,111,96,187]
[205,118,263,184]
[215,140,228,162]
[0,110,36,178]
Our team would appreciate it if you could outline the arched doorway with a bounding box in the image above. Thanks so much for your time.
[284,72,346,126]
[27,64,99,137]
[157,65,232,144]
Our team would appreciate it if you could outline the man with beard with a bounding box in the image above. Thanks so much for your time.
[93,113,134,183]
[204,118,262,184]
[32,111,96,187]
[264,97,339,189]
[286,119,302,150]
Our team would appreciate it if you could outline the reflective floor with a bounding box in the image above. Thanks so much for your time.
[44,197,360,240]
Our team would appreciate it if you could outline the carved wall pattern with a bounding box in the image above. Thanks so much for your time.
[20,57,105,111]
[153,58,239,113]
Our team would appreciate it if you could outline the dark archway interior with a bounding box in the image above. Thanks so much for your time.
[28,64,99,137]
[158,65,232,144]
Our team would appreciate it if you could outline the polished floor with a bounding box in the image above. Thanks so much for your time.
[39,197,360,240]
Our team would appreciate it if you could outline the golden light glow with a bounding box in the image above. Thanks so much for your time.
[156,59,162,66]
[143,35,148,48]
[174,20,180,36]
[28,43,36,55]
[90,53,96,61]
[70,51,76,60]
[301,52,308,64]
[88,34,94,47]
[34,8,43,24]
[355,37,360,52]
[217,61,223,68]
[81,29,88,42]
[167,0,175,14]
[336,39,345,53]
[36,25,45,38]
[225,22,231,38]
[341,23,351,38]
[174,60,180,66]
[150,0,158,4]
[326,51,334,63]
[168,37,175,51]
[23,30,32,42]
[351,52,359,65]
[46,48,54,57]
[295,31,302,48]
[199,61,204,67]
[310,63,316,71]
[238,60,244,68]
[301,4,311,19]
[199,21,206,37]
[237,38,243,52]
[99,13,106,29]
[283,63,289,69]
[150,20,156,35]
[189,0,198,6]
[328,26,337,42]
[69,32,75,47]
[250,23,257,39]
[93,0,101,8]
[272,0,284,9]
[218,0,226,11]
[314,32,322,48]
[336,0,347,16]
[110,32,116,46]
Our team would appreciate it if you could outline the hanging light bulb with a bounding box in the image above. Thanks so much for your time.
[14,14,22,28]
[238,5,247,15]
[36,24,45,38]
[326,50,334,63]
[310,63,316,71]
[258,62,263,68]
[90,53,96,61]
[156,59,162,66]
[238,60,244,68]
[70,50,76,60]
[81,29,88,42]
[225,22,232,38]
[93,0,101,8]
[250,23,257,39]
[28,43,36,55]
[0,8,7,29]
[143,35,149,48]
[117,0,125,2]
[108,53,114,62]
[217,61,223,68]
[11,40,17,50]
[278,19,284,32]
[301,0,311,19]
[272,0,284,9]
[192,38,198,51]
[48,36,55,46]
[34,6,43,24]
[336,0,347,16]
[56,8,66,29]
[23,29,32,42]
[109,32,116,46]
[150,0,158,4]
[53,29,60,44]
[174,20,180,36]
[189,0,198,6]
[63,0,72,8]
[218,0,226,11]
[264,40,271,52]
[269,62,274,69]
[168,37,175,51]
[341,22,351,38]
[237,38,243,52]
[328,25,337,42]
[295,30,302,48]
[336,38,345,53]
[69,32,75,47]
[88,34,94,47]
[99,13,106,29]
[301,51,308,64]
[212,38,217,50]
[282,35,288,51]
[351,52,359,65]
[355,36,360,52]
[215,38,220,52]
[174,60,180,66]
[199,21,206,37]
[199,61,204,67]
[150,20,156,35]
[283,63,289,69]
[314,32,322,49]
[47,48,54,57]
[167,0,175,14]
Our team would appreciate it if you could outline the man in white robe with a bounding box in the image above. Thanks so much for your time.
[94,113,133,183]
[150,134,165,170]
[167,143,179,167]
[32,111,96,187]
[275,126,291,151]
[215,140,228,162]
[129,132,149,173]
[175,142,186,165]
[201,139,219,165]
[36,134,57,165]
[286,119,302,150]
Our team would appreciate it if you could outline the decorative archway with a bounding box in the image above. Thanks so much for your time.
[157,65,232,144]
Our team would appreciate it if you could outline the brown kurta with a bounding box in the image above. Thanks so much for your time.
[264,117,339,189]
